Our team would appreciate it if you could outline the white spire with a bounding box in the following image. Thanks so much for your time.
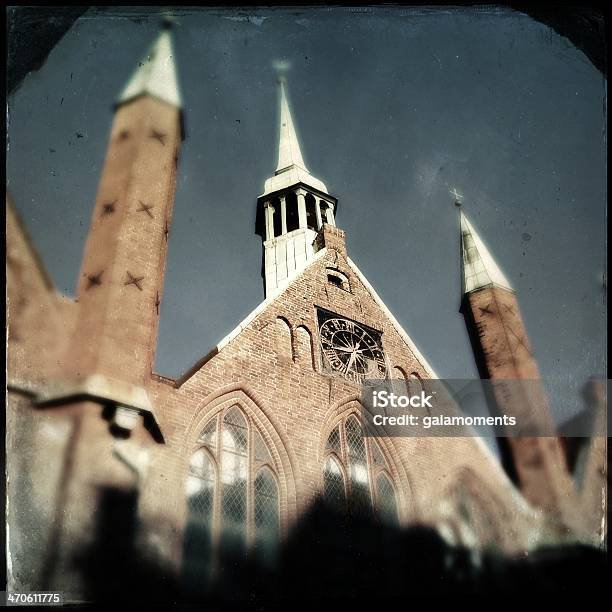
[276,79,307,173]
[261,77,328,197]
[460,211,513,294]
[118,27,182,109]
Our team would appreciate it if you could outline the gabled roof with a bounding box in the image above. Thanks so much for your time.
[174,246,439,385]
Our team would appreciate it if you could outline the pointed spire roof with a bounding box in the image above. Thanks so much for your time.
[261,77,328,197]
[117,24,182,109]
[276,79,307,173]
[460,211,513,294]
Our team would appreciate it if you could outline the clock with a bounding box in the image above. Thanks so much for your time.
[317,309,387,382]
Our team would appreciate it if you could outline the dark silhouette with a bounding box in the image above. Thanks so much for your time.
[73,493,607,604]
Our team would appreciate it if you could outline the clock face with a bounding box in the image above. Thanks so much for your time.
[317,310,387,382]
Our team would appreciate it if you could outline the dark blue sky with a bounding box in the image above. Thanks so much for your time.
[7,7,606,420]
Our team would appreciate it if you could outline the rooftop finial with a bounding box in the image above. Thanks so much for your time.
[450,187,463,207]
[161,14,176,30]
[272,59,290,84]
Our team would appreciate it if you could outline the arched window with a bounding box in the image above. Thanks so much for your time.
[183,449,216,592]
[322,415,399,524]
[323,455,346,511]
[274,317,293,363]
[393,366,409,395]
[183,405,281,585]
[408,372,430,415]
[346,416,371,514]
[219,407,248,553]
[295,325,314,370]
[254,467,280,566]
[409,372,423,395]
[376,473,398,527]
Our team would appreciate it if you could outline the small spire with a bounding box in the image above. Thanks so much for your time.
[117,24,182,109]
[276,79,308,173]
[261,74,328,197]
[460,210,513,294]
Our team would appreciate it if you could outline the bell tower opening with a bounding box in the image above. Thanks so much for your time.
[271,197,282,238]
[305,193,318,231]
[286,192,299,233]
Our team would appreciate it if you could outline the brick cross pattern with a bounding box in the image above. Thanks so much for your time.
[507,327,532,357]
[101,201,116,216]
[150,128,166,146]
[124,271,144,291]
[137,200,154,218]
[85,271,103,289]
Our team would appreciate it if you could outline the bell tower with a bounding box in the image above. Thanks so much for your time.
[458,207,576,517]
[256,76,338,297]
[64,20,183,387]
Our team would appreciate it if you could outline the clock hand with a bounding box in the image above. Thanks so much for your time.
[336,335,353,349]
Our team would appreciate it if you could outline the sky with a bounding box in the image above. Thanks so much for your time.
[6,6,606,422]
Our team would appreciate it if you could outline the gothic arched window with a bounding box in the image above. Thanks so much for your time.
[375,473,399,527]
[323,455,346,511]
[183,406,281,585]
[322,415,399,524]
[254,467,280,566]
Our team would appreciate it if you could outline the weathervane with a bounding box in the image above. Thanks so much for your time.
[450,187,463,207]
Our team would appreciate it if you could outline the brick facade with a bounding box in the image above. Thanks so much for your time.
[5,27,606,597]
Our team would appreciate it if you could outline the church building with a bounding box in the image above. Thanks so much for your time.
[6,22,606,598]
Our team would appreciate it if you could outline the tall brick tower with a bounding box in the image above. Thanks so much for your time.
[64,21,183,387]
[458,208,576,517]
